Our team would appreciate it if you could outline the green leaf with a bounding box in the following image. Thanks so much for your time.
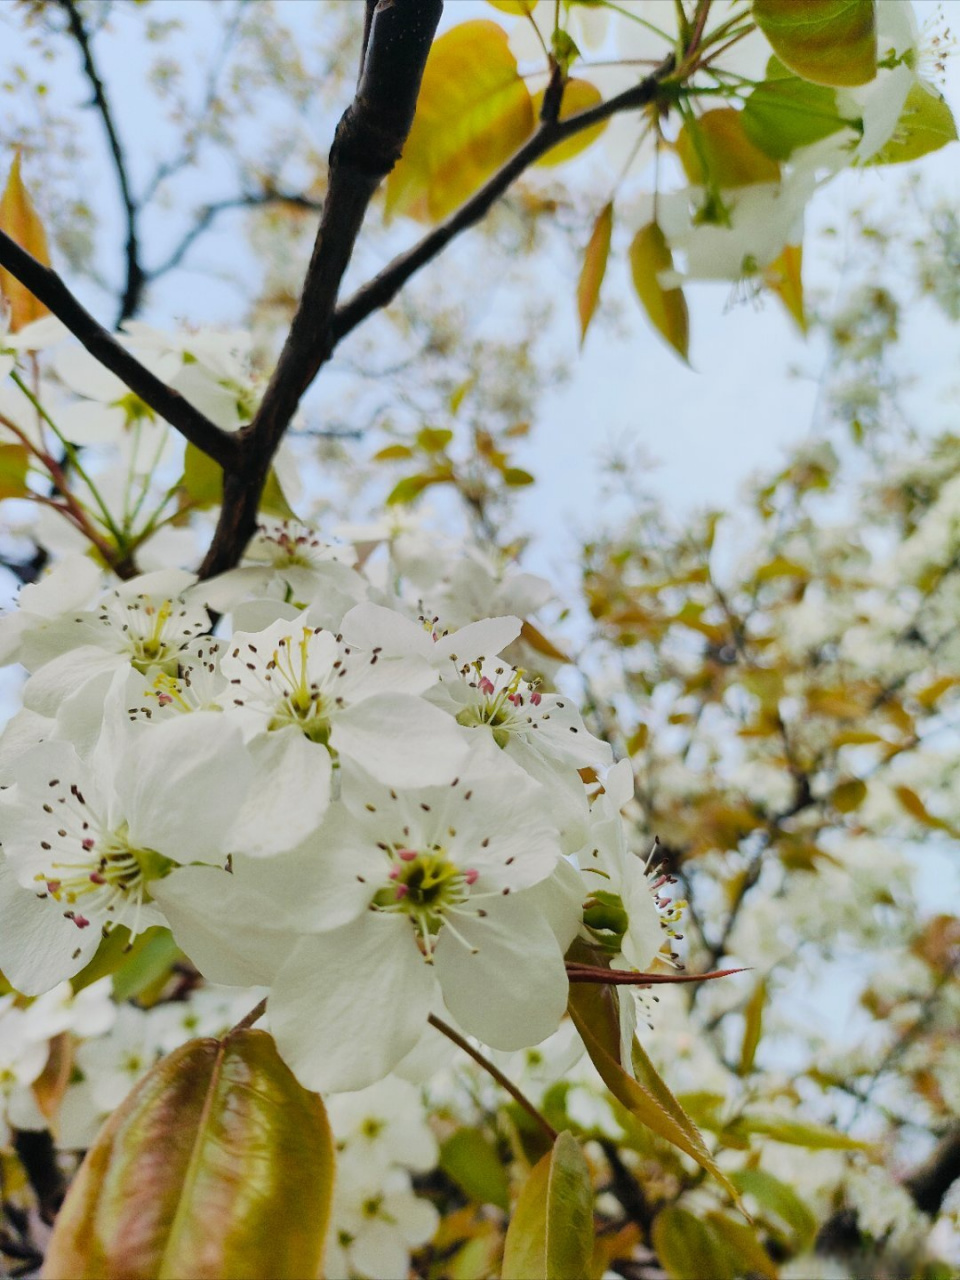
[729,1111,875,1150]
[729,1168,818,1251]
[0,441,30,499]
[652,1206,734,1280]
[533,79,607,167]
[705,1211,779,1279]
[111,929,183,1004]
[832,777,867,812]
[385,469,454,505]
[502,1131,594,1280]
[44,1029,334,1280]
[629,222,690,361]
[568,967,744,1209]
[372,443,416,462]
[577,202,613,346]
[738,979,766,1075]
[870,80,958,166]
[751,0,877,87]
[416,425,454,453]
[440,1129,510,1211]
[676,108,781,187]
[742,57,851,159]
[178,443,295,519]
[386,20,534,222]
[502,467,535,486]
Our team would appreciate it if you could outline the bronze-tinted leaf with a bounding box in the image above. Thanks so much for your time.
[751,0,877,87]
[43,1029,334,1279]
[577,202,613,345]
[0,152,52,331]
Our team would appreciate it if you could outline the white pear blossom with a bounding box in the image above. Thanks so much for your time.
[327,1075,438,1178]
[324,1159,438,1280]
[0,714,253,992]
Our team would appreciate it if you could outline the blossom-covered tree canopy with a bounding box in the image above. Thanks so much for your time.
[0,1,958,1277]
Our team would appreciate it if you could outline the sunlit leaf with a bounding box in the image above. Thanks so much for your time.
[751,0,877,87]
[502,1130,594,1280]
[386,20,534,223]
[738,979,766,1075]
[728,1111,875,1150]
[629,223,689,361]
[521,619,573,664]
[0,441,30,499]
[763,243,806,332]
[577,202,612,345]
[440,1128,510,1211]
[178,442,295,519]
[416,425,454,452]
[0,152,52,331]
[372,443,415,462]
[43,1029,334,1280]
[831,777,867,812]
[568,965,744,1208]
[503,466,535,486]
[894,784,957,834]
[652,1207,734,1280]
[533,79,607,167]
[742,57,851,159]
[385,468,454,505]
[32,1033,73,1122]
[870,80,958,166]
[675,109,781,188]
[705,1212,779,1279]
[730,1168,818,1251]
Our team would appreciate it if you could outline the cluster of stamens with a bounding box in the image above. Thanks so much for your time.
[98,592,209,673]
[452,657,543,748]
[31,780,170,950]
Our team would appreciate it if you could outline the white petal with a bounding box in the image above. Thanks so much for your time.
[152,864,293,986]
[271,915,434,1093]
[118,715,254,859]
[0,857,100,994]
[231,729,331,857]
[331,693,469,787]
[435,892,568,1050]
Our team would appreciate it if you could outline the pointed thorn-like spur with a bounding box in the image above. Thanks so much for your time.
[564,963,749,986]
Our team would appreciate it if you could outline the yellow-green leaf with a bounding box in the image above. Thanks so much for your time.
[502,1131,594,1280]
[521,619,573,664]
[730,1168,818,1250]
[705,1212,779,1280]
[577,202,612,345]
[43,1029,334,1280]
[751,0,877,87]
[486,0,537,13]
[386,20,534,223]
[870,80,958,166]
[629,223,689,361]
[742,57,850,159]
[729,1111,875,1150]
[0,152,52,332]
[440,1128,510,1211]
[178,443,295,519]
[676,108,781,187]
[0,441,30,499]
[533,78,607,167]
[568,972,744,1208]
[652,1206,734,1280]
[831,777,867,813]
[738,979,766,1075]
[763,243,806,331]
[895,784,956,833]
[503,466,535,486]
[372,443,415,462]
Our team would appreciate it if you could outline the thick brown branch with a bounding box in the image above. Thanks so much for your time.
[0,232,237,468]
[198,0,444,578]
[56,0,144,324]
[331,57,674,344]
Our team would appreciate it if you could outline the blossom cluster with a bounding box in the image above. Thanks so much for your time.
[0,519,674,1095]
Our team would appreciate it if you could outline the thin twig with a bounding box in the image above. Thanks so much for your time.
[229,996,267,1034]
[428,1012,558,1143]
[55,0,144,323]
[0,231,237,468]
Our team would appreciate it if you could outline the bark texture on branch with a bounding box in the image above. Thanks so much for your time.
[0,231,236,467]
[198,0,444,579]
